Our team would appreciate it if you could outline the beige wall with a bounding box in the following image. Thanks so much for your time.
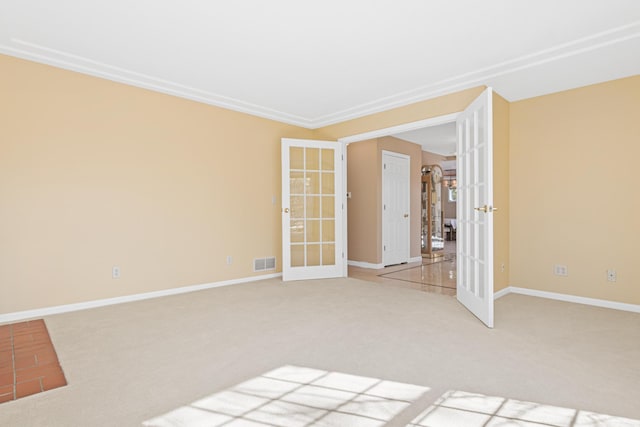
[0,54,315,314]
[346,139,379,263]
[346,137,422,264]
[510,75,640,304]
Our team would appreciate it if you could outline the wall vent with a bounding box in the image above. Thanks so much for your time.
[254,257,276,272]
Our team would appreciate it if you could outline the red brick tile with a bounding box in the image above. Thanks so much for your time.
[0,337,11,349]
[0,350,12,364]
[16,364,62,382]
[0,372,13,387]
[0,363,13,375]
[0,392,14,404]
[42,373,67,391]
[14,355,37,370]
[15,379,42,398]
[0,384,14,404]
[0,326,11,340]
[34,349,59,365]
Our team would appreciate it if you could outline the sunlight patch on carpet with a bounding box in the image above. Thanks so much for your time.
[408,390,640,427]
[143,365,430,426]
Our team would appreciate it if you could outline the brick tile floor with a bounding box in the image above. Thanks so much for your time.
[0,319,67,404]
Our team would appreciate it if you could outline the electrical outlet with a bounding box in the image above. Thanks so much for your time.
[226,255,233,265]
[501,263,505,273]
[607,269,617,282]
[553,264,568,277]
[112,266,120,279]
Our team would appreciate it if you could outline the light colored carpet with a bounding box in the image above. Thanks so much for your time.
[0,276,638,426]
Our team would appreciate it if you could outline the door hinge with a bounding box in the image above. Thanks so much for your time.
[384,245,386,251]
[383,204,386,210]
[384,163,386,169]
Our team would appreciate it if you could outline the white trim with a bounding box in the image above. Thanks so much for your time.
[348,260,385,270]
[339,113,459,144]
[409,256,423,264]
[494,286,640,314]
[4,22,639,128]
[0,273,281,324]
[341,142,349,277]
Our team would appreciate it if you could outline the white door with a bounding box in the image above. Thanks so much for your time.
[281,138,344,281]
[456,88,495,328]
[382,151,410,266]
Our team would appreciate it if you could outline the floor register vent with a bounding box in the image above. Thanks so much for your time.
[254,257,276,272]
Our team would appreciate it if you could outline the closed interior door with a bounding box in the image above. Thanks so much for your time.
[382,151,410,266]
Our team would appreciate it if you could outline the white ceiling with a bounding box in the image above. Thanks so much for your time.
[1,1,639,129]
[393,122,457,156]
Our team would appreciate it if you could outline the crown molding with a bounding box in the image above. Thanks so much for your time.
[2,20,639,129]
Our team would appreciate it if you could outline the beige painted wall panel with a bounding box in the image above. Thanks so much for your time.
[0,54,314,314]
[346,140,379,263]
[509,76,640,304]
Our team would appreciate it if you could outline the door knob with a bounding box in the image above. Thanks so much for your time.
[282,208,289,213]
[474,205,498,213]
[404,214,409,218]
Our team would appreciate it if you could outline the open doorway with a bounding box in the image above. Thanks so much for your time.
[344,115,458,294]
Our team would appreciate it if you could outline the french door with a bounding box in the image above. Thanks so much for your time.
[456,88,495,328]
[281,138,344,281]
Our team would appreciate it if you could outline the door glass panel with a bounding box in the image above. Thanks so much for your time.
[307,196,320,218]
[322,172,335,194]
[322,196,335,217]
[321,149,334,171]
[306,220,320,243]
[307,244,321,266]
[322,220,335,241]
[306,148,320,170]
[306,172,320,194]
[287,145,338,270]
[322,244,335,265]
[290,196,304,218]
[290,171,304,195]
[291,245,304,267]
[290,220,304,243]
[290,147,304,170]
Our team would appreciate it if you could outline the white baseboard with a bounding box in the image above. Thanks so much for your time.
[348,260,385,269]
[494,286,640,314]
[0,272,282,324]
[409,256,423,264]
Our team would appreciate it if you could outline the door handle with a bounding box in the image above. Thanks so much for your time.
[474,205,498,213]
[404,214,409,218]
[282,208,289,213]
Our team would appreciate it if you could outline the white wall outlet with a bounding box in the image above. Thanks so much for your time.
[553,264,568,277]
[226,255,233,265]
[272,195,277,205]
[607,269,617,282]
[112,266,120,279]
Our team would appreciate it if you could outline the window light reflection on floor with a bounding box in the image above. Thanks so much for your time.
[408,390,640,427]
[143,365,430,427]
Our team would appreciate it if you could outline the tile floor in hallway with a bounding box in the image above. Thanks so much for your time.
[348,241,457,296]
[0,319,67,404]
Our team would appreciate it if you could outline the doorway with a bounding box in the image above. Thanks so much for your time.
[382,151,410,266]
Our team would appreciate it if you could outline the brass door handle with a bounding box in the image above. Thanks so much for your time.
[282,208,289,213]
[474,205,498,213]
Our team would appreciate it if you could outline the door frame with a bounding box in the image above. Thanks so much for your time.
[338,112,460,268]
[381,150,411,266]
